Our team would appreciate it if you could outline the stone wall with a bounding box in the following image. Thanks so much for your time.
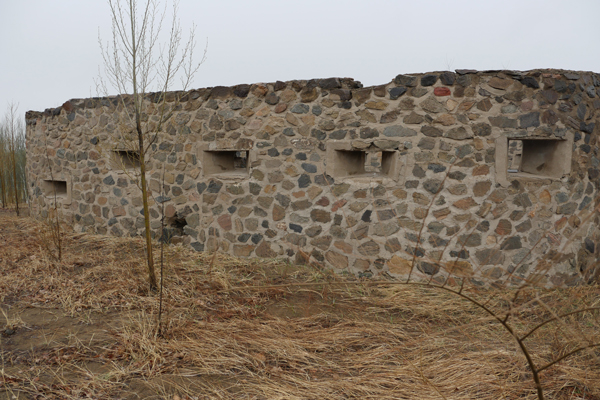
[26,69,600,287]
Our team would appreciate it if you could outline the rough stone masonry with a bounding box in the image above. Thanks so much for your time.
[25,69,600,287]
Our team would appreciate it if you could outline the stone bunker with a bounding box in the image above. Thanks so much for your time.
[26,69,600,287]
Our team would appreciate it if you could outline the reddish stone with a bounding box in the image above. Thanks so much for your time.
[274,104,287,113]
[62,101,74,113]
[434,87,451,96]
[495,219,512,235]
[217,214,232,231]
[555,216,568,232]
[521,101,534,111]
[331,199,347,212]
[453,197,478,210]
[165,204,176,218]
[272,204,285,221]
[316,196,330,206]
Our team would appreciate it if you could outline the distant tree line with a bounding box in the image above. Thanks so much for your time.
[0,104,28,213]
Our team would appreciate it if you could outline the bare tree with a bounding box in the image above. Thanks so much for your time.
[97,0,204,291]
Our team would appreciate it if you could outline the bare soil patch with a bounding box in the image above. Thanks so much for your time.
[0,209,599,399]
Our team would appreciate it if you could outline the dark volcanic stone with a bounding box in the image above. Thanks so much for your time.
[440,72,456,85]
[297,174,311,188]
[318,77,342,89]
[417,261,439,275]
[207,180,223,193]
[500,236,522,250]
[520,76,539,89]
[361,210,372,222]
[389,87,407,100]
[289,223,303,233]
[421,74,438,86]
[585,238,595,254]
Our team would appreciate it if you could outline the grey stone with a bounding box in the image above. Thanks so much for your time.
[444,127,472,140]
[489,116,518,129]
[420,97,445,113]
[360,127,379,138]
[418,137,436,150]
[283,128,296,136]
[421,126,443,137]
[301,163,317,173]
[298,174,311,188]
[458,233,481,247]
[423,179,443,194]
[587,86,597,98]
[428,164,446,173]
[472,123,492,136]
[207,180,223,193]
[383,125,417,137]
[291,104,309,114]
[394,74,417,87]
[519,112,540,128]
[557,202,577,215]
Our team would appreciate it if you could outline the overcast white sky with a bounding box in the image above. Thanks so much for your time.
[1,0,599,117]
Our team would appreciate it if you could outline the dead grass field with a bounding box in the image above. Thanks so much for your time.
[0,209,599,399]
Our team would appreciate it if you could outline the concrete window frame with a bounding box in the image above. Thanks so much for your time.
[197,143,256,179]
[495,132,573,187]
[41,175,72,205]
[326,141,405,183]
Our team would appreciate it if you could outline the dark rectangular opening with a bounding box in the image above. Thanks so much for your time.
[42,180,67,197]
[335,150,366,177]
[204,150,249,176]
[113,150,140,169]
[334,150,396,178]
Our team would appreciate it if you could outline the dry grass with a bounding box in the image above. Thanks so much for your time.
[0,208,599,399]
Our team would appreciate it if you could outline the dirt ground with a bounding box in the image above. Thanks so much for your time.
[1,208,599,399]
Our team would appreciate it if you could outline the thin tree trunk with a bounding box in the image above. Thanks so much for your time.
[0,150,6,207]
[11,129,19,216]
[137,122,157,291]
